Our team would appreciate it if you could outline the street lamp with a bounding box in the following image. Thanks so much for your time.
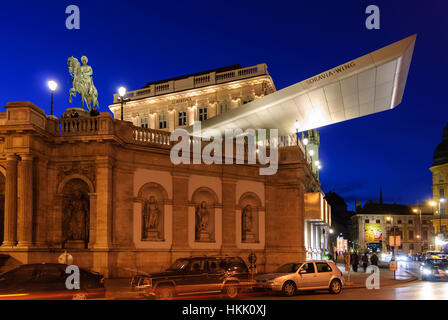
[294,120,300,146]
[413,207,422,252]
[47,80,58,116]
[118,86,130,121]
[440,198,447,237]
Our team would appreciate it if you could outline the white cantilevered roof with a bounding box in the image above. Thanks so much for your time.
[187,34,416,137]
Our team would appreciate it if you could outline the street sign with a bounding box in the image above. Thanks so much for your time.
[389,260,398,271]
[389,236,401,247]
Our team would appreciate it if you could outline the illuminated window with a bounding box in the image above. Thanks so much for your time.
[199,107,208,121]
[141,117,148,128]
[220,102,228,113]
[158,113,167,129]
[178,111,187,126]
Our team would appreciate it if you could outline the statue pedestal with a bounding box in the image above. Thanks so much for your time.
[62,107,90,118]
[65,240,86,249]
[243,232,256,243]
[198,230,210,242]
[144,230,160,241]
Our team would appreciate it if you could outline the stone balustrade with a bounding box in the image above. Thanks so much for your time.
[0,102,313,168]
[112,63,269,103]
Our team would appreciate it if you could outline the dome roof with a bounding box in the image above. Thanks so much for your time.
[433,123,448,166]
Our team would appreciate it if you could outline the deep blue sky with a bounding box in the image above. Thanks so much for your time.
[0,0,447,209]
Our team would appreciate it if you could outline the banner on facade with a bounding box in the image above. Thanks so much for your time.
[364,224,383,243]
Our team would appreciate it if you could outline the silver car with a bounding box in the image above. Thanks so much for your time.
[255,260,344,296]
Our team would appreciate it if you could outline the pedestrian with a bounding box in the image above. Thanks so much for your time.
[351,251,359,272]
[70,109,79,118]
[370,252,379,266]
[335,251,338,262]
[90,105,100,117]
[362,253,369,272]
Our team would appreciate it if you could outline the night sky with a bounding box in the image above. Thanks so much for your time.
[0,0,447,209]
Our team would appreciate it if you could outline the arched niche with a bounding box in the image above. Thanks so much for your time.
[137,182,168,241]
[0,169,5,246]
[238,192,262,243]
[191,187,219,242]
[60,177,92,249]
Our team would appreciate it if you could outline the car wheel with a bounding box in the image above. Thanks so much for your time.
[282,281,296,297]
[155,286,175,300]
[329,279,342,294]
[223,282,239,299]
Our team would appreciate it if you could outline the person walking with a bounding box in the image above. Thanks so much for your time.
[351,252,359,272]
[370,252,379,266]
[362,253,369,272]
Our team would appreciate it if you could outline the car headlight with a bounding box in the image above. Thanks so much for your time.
[423,268,431,275]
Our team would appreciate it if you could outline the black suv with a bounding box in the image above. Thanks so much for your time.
[131,256,250,299]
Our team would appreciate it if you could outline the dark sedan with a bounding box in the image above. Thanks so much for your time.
[0,263,105,300]
[420,258,448,281]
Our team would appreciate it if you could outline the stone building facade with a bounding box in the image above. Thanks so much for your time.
[430,123,448,242]
[108,64,276,130]
[352,202,433,254]
[0,101,330,277]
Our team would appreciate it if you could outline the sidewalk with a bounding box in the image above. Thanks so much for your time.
[337,262,417,289]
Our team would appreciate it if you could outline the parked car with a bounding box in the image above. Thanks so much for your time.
[255,260,344,296]
[0,263,105,300]
[420,258,448,281]
[132,256,250,299]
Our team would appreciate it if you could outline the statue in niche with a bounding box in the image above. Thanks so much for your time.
[142,196,161,240]
[65,190,89,243]
[195,201,210,241]
[242,204,255,242]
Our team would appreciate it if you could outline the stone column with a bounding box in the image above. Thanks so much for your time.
[171,172,189,250]
[17,154,33,248]
[222,178,236,249]
[94,156,113,249]
[2,154,18,247]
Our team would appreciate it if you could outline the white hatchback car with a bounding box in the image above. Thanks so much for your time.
[255,260,344,296]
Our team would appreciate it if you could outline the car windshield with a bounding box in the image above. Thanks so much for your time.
[167,259,190,271]
[276,263,302,273]
[426,259,448,266]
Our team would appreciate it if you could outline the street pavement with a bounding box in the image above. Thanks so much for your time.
[102,261,420,300]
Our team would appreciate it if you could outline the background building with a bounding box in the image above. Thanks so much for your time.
[108,64,276,130]
[352,200,433,254]
[430,123,448,248]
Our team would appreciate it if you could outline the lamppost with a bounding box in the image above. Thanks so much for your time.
[47,80,58,116]
[302,136,309,161]
[118,86,130,121]
[412,207,422,252]
[294,120,300,146]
